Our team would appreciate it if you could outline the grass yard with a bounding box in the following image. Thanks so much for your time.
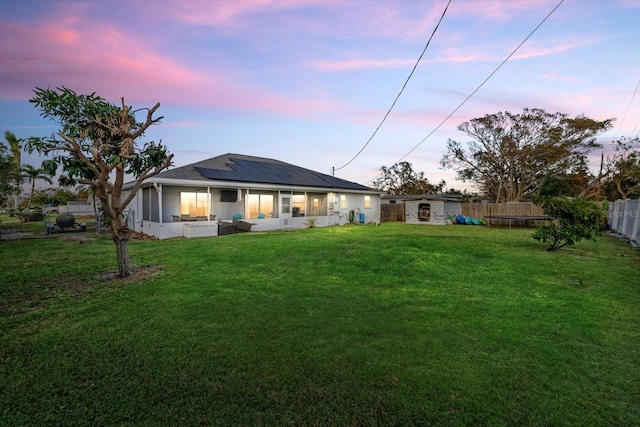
[1,222,639,425]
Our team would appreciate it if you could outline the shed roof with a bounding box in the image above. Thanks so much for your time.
[382,193,463,202]
[148,153,378,192]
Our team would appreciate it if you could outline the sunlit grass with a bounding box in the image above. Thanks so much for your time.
[1,223,639,425]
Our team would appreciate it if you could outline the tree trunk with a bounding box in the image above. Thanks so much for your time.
[112,225,134,277]
[615,178,627,200]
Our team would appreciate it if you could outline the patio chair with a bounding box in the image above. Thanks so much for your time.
[236,220,255,232]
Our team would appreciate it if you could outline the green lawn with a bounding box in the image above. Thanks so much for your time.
[1,223,639,425]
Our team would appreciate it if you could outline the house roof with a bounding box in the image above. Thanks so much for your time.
[148,153,378,192]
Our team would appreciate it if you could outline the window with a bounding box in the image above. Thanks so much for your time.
[340,194,347,209]
[307,192,327,216]
[220,190,237,202]
[142,187,151,220]
[245,193,275,219]
[292,193,306,217]
[180,192,209,217]
[364,195,371,209]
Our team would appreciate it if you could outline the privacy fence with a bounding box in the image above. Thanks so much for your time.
[462,202,545,227]
[382,202,546,225]
[609,199,640,244]
[383,200,639,240]
[381,203,405,222]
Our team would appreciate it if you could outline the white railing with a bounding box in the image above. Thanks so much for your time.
[609,199,640,245]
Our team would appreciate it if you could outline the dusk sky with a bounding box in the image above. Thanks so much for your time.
[1,0,639,191]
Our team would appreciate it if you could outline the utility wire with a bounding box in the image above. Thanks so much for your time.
[631,114,640,138]
[333,0,452,173]
[614,78,640,139]
[364,0,565,185]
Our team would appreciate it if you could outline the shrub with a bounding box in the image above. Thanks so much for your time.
[304,217,318,228]
[13,209,45,222]
[532,196,606,251]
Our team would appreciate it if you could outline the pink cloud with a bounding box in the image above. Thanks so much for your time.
[434,37,599,64]
[510,37,600,60]
[309,58,415,72]
[618,0,640,9]
[309,34,599,74]
[541,72,581,82]
[163,0,317,27]
[161,1,448,44]
[0,14,338,119]
[449,1,551,21]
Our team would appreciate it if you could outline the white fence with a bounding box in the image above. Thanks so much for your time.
[609,199,640,245]
[59,201,93,215]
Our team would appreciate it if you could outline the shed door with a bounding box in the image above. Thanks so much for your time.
[418,203,430,222]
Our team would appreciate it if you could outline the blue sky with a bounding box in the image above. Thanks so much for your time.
[1,0,639,191]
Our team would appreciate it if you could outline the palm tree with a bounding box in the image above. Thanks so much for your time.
[20,164,53,211]
[76,182,101,218]
[4,131,22,208]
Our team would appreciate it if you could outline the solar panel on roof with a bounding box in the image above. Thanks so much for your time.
[193,157,374,191]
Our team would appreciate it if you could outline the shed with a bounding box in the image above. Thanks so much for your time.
[402,195,462,225]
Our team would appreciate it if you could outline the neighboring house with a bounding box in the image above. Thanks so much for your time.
[123,153,382,239]
[381,194,462,225]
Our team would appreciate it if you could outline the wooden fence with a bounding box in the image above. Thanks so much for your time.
[381,203,405,222]
[382,201,544,225]
[462,202,545,227]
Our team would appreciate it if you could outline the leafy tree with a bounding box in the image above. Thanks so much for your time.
[537,174,573,197]
[441,108,613,202]
[0,141,20,208]
[26,87,173,277]
[531,196,606,251]
[443,187,475,202]
[372,161,445,195]
[4,131,23,208]
[31,187,76,208]
[600,137,640,200]
[20,164,53,211]
[76,182,101,218]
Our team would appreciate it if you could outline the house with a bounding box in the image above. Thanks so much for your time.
[381,194,462,225]
[123,153,382,239]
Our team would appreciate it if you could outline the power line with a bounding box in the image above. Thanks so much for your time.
[614,78,640,139]
[396,0,564,164]
[631,114,640,138]
[333,0,452,174]
[364,0,565,185]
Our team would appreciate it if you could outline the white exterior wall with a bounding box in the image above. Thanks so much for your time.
[334,192,380,225]
[126,186,381,239]
[403,199,462,225]
[443,201,462,219]
[405,200,447,225]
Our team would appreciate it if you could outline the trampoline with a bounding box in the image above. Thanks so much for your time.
[483,215,551,228]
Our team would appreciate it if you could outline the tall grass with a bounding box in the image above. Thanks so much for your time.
[1,223,639,425]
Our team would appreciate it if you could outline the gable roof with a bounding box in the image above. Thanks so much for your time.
[150,153,378,192]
